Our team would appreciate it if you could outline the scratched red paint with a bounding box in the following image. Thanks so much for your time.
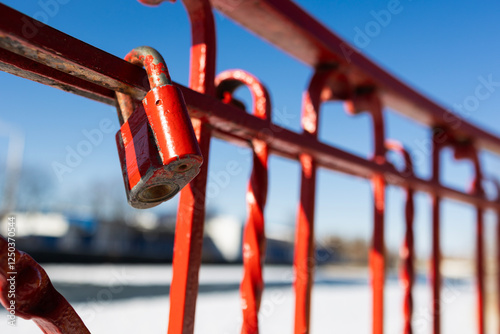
[116,46,202,209]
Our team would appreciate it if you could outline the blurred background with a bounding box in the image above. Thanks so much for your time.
[1,0,500,332]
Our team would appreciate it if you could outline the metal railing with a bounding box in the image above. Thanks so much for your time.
[0,1,499,333]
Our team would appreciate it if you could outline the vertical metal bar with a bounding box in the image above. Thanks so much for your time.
[472,153,485,334]
[386,141,415,334]
[453,143,485,334]
[344,90,387,334]
[240,139,269,334]
[371,173,386,334]
[294,76,320,334]
[294,73,389,334]
[348,92,386,334]
[169,120,211,334]
[239,83,271,334]
[403,185,415,334]
[293,69,339,334]
[477,208,485,334]
[431,195,441,334]
[498,209,500,334]
[431,137,442,334]
[214,70,271,334]
[168,1,215,333]
[294,153,317,334]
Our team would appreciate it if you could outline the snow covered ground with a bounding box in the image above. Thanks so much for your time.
[1,265,477,333]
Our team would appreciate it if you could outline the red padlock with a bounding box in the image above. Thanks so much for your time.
[115,46,202,209]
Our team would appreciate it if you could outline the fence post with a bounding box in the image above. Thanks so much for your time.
[167,1,216,333]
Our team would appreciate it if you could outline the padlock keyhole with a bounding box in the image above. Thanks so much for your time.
[138,183,179,203]
[175,163,190,172]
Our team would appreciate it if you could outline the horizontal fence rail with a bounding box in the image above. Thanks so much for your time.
[210,0,500,155]
[0,1,499,334]
[0,4,497,211]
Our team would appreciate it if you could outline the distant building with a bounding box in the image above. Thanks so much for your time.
[1,212,69,238]
[204,215,243,262]
[1,212,335,265]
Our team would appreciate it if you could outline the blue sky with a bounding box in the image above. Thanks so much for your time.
[1,0,500,258]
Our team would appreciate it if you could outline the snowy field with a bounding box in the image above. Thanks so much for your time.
[0,264,478,333]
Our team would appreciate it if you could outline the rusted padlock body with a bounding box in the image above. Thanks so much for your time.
[116,47,202,209]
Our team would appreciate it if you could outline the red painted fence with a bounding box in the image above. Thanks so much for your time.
[1,1,500,333]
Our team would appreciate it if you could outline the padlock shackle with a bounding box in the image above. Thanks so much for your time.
[116,46,173,124]
[125,46,172,89]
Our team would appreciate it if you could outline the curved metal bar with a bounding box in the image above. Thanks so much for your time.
[386,140,415,334]
[345,89,386,161]
[293,68,387,334]
[215,69,271,121]
[346,88,386,334]
[216,69,271,334]
[294,68,342,334]
[0,236,90,334]
[452,142,485,334]
[452,142,484,195]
